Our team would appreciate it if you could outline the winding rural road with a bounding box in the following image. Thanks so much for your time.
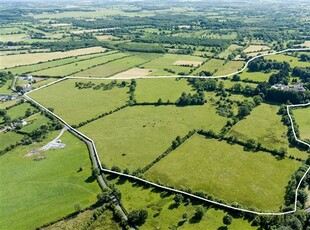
[23,47,310,216]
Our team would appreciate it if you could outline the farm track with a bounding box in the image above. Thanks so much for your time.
[24,47,310,216]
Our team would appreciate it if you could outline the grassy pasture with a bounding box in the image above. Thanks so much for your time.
[5,102,35,121]
[6,52,113,75]
[135,78,194,103]
[293,106,310,141]
[0,47,105,69]
[107,176,256,230]
[267,54,310,68]
[141,54,205,76]
[0,131,24,151]
[31,52,128,77]
[238,69,277,82]
[0,99,19,110]
[0,131,100,230]
[216,61,245,76]
[28,79,129,126]
[145,134,301,211]
[243,45,271,53]
[74,55,153,77]
[20,113,50,133]
[0,27,23,34]
[227,103,308,159]
[30,77,59,89]
[80,104,227,170]
[0,34,27,42]
[218,44,244,59]
[0,79,12,94]
[192,59,225,75]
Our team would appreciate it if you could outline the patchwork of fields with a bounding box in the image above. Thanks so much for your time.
[27,75,309,213]
[1,1,310,229]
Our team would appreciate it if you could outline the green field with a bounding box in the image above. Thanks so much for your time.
[74,55,151,77]
[0,99,19,110]
[5,102,36,121]
[0,79,12,94]
[141,54,205,76]
[0,131,101,230]
[239,69,277,82]
[31,78,59,89]
[0,131,24,151]
[227,103,308,159]
[145,134,301,211]
[193,59,225,75]
[6,52,112,75]
[28,79,129,126]
[135,78,194,103]
[267,54,310,68]
[0,34,27,42]
[107,176,257,230]
[31,52,128,77]
[80,104,227,170]
[218,44,244,59]
[216,61,245,76]
[293,106,310,141]
[20,113,51,133]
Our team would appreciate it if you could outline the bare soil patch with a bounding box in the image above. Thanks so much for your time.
[243,45,271,53]
[173,60,203,67]
[111,67,153,79]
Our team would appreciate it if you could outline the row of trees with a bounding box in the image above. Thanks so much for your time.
[176,91,206,106]
[75,80,127,90]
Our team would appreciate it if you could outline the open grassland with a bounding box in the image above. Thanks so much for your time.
[0,79,12,94]
[0,27,23,34]
[0,34,27,42]
[218,44,244,59]
[6,52,114,75]
[219,79,257,89]
[80,104,227,170]
[5,102,36,121]
[107,176,256,230]
[0,99,19,110]
[243,45,271,53]
[227,103,308,159]
[31,52,128,77]
[216,61,245,76]
[239,69,277,82]
[30,78,59,89]
[20,113,51,133]
[29,79,129,126]
[145,134,301,211]
[0,47,105,69]
[293,107,310,141]
[135,78,194,103]
[267,54,310,68]
[74,55,151,77]
[193,59,225,75]
[141,54,205,76]
[0,131,24,151]
[0,131,100,230]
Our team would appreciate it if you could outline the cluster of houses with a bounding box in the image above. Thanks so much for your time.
[22,74,33,92]
[271,83,306,92]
